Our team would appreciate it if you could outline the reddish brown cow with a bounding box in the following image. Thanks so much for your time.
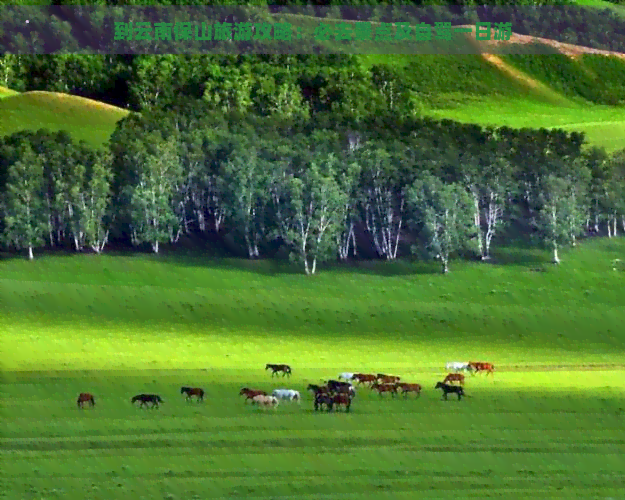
[353,374,377,385]
[377,374,401,384]
[239,387,268,403]
[395,383,422,397]
[469,362,495,376]
[443,373,465,385]
[371,382,398,397]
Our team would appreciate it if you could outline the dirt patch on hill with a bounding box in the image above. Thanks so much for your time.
[456,25,625,59]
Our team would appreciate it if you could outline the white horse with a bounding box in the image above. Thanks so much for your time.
[338,372,355,381]
[445,362,473,373]
[272,389,301,403]
[252,395,279,408]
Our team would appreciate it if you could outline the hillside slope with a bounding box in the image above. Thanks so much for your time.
[0,86,18,98]
[1,23,625,150]
[0,91,129,147]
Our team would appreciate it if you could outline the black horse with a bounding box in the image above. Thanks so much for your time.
[326,380,356,397]
[435,382,465,401]
[265,364,292,377]
[181,386,204,402]
[131,394,163,408]
[314,393,352,412]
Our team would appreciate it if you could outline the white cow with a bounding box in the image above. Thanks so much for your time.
[272,389,301,403]
[338,372,355,381]
[445,362,472,373]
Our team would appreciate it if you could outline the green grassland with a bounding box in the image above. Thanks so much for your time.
[2,238,625,499]
[0,86,18,98]
[0,91,129,148]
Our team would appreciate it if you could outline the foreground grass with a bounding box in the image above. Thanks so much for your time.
[2,370,625,500]
[1,238,625,499]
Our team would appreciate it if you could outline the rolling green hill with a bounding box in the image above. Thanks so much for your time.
[0,86,18,98]
[0,91,129,147]
[1,19,625,150]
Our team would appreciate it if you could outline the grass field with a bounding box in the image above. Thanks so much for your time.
[0,91,129,148]
[0,86,18,98]
[2,238,625,499]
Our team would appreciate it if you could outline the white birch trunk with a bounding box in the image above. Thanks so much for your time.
[553,243,560,264]
[471,189,484,258]
[28,246,34,260]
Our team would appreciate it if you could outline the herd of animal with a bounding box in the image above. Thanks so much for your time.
[76,361,494,412]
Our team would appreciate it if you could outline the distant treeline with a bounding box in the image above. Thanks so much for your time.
[1,108,624,273]
[3,51,625,114]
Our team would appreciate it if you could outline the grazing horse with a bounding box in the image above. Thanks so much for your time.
[77,393,95,408]
[307,384,329,395]
[443,373,465,385]
[326,380,353,392]
[395,383,422,398]
[314,393,334,412]
[353,373,377,386]
[239,387,268,403]
[314,393,352,412]
[131,394,163,408]
[326,380,355,397]
[377,374,400,384]
[330,393,352,413]
[180,386,205,402]
[445,362,472,373]
[265,364,292,377]
[469,362,495,376]
[371,382,398,397]
[338,372,355,381]
[252,395,279,408]
[272,389,301,403]
[435,382,465,401]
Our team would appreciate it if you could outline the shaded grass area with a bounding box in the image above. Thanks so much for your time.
[0,91,129,148]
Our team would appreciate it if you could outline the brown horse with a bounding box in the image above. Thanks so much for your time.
[371,382,398,397]
[443,373,465,385]
[469,362,495,376]
[240,387,267,403]
[265,364,292,377]
[181,386,204,402]
[331,393,352,412]
[77,393,95,408]
[353,373,376,386]
[377,374,401,384]
[395,383,422,398]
